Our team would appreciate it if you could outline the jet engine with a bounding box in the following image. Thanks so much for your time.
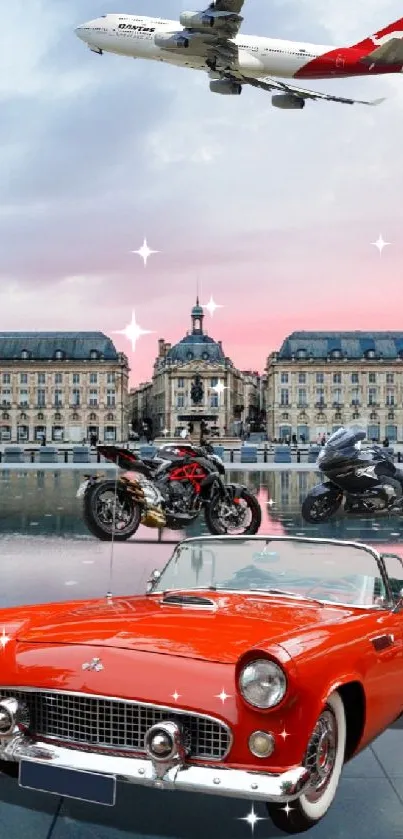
[154,32,190,49]
[271,94,305,109]
[209,79,242,95]
[180,11,241,30]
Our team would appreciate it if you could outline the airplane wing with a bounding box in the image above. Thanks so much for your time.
[185,0,245,38]
[361,37,403,65]
[223,71,386,106]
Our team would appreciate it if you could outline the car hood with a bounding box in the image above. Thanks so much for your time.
[14,592,352,664]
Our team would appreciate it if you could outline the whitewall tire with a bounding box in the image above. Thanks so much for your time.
[267,691,346,833]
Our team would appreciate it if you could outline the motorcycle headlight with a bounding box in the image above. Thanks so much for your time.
[239,659,287,709]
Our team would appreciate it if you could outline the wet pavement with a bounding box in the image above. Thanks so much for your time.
[1,467,403,838]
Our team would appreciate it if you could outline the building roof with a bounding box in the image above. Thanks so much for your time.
[0,332,119,361]
[164,300,226,365]
[278,331,403,360]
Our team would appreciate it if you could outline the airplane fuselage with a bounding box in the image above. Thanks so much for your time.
[76,14,403,81]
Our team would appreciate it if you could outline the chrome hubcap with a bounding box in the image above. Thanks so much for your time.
[304,708,337,802]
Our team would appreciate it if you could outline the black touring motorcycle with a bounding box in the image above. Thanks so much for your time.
[301,426,403,523]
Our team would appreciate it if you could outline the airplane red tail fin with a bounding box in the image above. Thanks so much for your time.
[352,16,403,49]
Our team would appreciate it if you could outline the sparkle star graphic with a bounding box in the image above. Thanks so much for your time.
[215,688,232,704]
[267,498,275,507]
[282,803,294,818]
[202,295,223,317]
[0,628,11,650]
[113,310,155,352]
[130,237,159,267]
[371,234,390,255]
[279,728,290,740]
[238,804,266,834]
[171,691,181,702]
[212,381,228,396]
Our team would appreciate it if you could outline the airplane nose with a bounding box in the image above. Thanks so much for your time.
[75,25,86,41]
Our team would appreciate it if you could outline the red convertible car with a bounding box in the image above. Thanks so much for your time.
[0,535,402,834]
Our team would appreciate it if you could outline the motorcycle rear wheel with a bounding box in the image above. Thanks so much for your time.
[205,490,262,535]
[301,491,342,523]
[83,480,142,541]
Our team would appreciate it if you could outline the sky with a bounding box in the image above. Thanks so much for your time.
[1,0,403,385]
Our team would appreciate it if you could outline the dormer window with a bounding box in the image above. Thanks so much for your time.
[21,349,30,360]
[330,349,341,359]
[365,349,376,359]
[54,349,64,360]
[296,348,307,359]
[90,350,99,360]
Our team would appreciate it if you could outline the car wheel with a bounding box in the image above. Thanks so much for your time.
[267,692,346,834]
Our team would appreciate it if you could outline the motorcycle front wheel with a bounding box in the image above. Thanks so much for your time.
[301,490,343,523]
[205,490,262,535]
[83,480,142,541]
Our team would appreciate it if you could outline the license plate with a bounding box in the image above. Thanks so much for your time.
[19,760,116,806]
[76,480,89,498]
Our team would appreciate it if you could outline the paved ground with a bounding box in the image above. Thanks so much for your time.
[1,471,403,838]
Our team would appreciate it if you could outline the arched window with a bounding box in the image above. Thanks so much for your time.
[296,348,306,359]
[54,349,64,360]
[21,349,30,360]
[90,349,99,360]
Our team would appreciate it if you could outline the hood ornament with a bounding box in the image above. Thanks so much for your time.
[82,657,104,672]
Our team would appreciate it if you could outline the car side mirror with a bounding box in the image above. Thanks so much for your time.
[146,569,161,593]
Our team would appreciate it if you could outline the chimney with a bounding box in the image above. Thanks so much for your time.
[158,339,165,357]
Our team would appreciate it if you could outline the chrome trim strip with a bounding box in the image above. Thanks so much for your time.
[1,736,311,804]
[0,688,233,760]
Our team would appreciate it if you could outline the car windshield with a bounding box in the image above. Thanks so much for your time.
[152,537,387,608]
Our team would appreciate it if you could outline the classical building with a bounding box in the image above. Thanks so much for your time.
[130,300,260,437]
[266,331,403,443]
[0,332,129,444]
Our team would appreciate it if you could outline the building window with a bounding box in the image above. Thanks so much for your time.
[19,390,28,406]
[177,378,185,389]
[73,373,80,385]
[54,349,64,360]
[55,373,63,384]
[298,373,306,384]
[316,373,324,384]
[21,349,30,360]
[89,373,97,384]
[90,350,99,360]
[210,395,219,408]
[106,413,115,422]
[386,388,395,406]
[280,388,289,406]
[89,390,98,407]
[176,395,184,408]
[296,349,306,359]
[368,372,376,383]
[316,388,325,405]
[333,373,341,384]
[89,412,97,421]
[54,389,63,407]
[368,387,377,405]
[210,377,218,388]
[107,372,115,385]
[333,389,342,405]
[330,349,342,359]
[1,390,11,406]
[2,373,10,384]
[351,389,360,406]
[106,389,116,407]
[52,426,64,442]
[34,425,46,442]
[386,373,394,384]
[351,373,359,384]
[280,373,289,384]
[104,426,116,442]
[72,389,80,406]
[20,373,28,384]
[297,388,307,406]
[37,373,45,385]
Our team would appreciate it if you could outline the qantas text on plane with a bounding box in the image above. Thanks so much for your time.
[75,3,403,108]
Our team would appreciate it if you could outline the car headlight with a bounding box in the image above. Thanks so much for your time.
[239,659,287,709]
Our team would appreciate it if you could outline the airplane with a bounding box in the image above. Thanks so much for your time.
[75,3,403,109]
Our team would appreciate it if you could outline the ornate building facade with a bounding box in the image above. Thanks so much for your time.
[0,332,129,444]
[266,331,403,443]
[130,301,260,437]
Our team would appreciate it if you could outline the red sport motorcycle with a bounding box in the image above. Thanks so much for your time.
[77,442,261,540]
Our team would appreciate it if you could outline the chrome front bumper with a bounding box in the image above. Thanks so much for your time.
[0,736,311,803]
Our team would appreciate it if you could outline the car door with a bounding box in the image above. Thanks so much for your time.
[368,553,403,721]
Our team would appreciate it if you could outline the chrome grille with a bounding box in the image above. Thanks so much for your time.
[0,689,231,760]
